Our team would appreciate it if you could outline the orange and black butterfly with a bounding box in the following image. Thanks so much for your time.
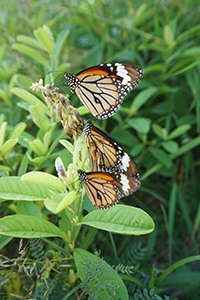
[64,63,143,119]
[83,120,140,178]
[77,170,140,210]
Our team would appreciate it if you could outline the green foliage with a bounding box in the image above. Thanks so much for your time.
[74,248,129,299]
[133,288,170,300]
[0,0,200,299]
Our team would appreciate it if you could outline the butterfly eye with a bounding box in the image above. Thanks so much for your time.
[64,62,143,119]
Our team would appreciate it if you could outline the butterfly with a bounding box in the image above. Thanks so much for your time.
[64,62,143,119]
[83,119,140,178]
[77,170,140,209]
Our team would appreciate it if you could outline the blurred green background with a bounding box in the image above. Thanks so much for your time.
[0,0,200,299]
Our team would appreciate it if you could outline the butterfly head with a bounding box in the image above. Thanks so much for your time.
[77,169,88,183]
[64,73,79,91]
[83,119,93,136]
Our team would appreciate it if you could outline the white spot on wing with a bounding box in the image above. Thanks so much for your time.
[116,66,127,74]
[118,72,131,81]
[121,153,130,171]
[120,174,130,192]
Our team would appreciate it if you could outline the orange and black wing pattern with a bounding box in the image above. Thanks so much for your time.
[83,120,140,177]
[78,170,140,210]
[64,63,143,119]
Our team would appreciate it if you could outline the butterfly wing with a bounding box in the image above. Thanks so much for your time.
[83,120,140,177]
[78,170,140,209]
[64,63,143,119]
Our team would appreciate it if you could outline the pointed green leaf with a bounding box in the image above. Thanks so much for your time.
[131,87,158,112]
[43,132,50,153]
[0,122,7,148]
[0,139,18,155]
[164,25,174,44]
[0,177,52,201]
[130,143,144,157]
[150,148,172,168]
[33,26,54,55]
[152,123,167,139]
[155,255,200,286]
[12,43,51,69]
[45,190,78,214]
[29,103,50,132]
[27,155,46,165]
[25,138,45,156]
[162,141,178,153]
[73,132,88,178]
[74,248,129,300]
[0,215,66,238]
[59,139,74,155]
[0,235,13,249]
[128,118,152,134]
[16,35,45,51]
[168,124,191,139]
[9,122,26,139]
[22,171,65,191]
[79,205,154,235]
[11,88,50,116]
[16,201,41,218]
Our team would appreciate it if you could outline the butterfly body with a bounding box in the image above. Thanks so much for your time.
[64,63,143,119]
[78,170,140,210]
[83,120,140,177]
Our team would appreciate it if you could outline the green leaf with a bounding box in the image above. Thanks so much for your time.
[131,87,158,112]
[79,205,154,235]
[0,43,7,62]
[18,149,31,176]
[171,59,200,76]
[54,29,70,58]
[130,143,144,157]
[16,201,41,218]
[59,139,75,155]
[155,255,200,286]
[163,25,174,44]
[16,35,45,50]
[0,177,52,201]
[182,46,200,57]
[0,139,18,155]
[162,141,178,153]
[33,26,54,55]
[156,165,178,177]
[0,235,13,249]
[128,118,151,134]
[177,23,200,43]
[73,133,88,185]
[0,122,7,148]
[25,138,45,156]
[45,190,78,214]
[12,43,51,69]
[0,215,66,238]
[170,135,200,159]
[152,123,167,139]
[22,171,65,191]
[29,103,50,132]
[74,248,129,300]
[150,148,172,168]
[168,124,191,139]
[9,122,26,139]
[141,135,200,180]
[11,88,50,116]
